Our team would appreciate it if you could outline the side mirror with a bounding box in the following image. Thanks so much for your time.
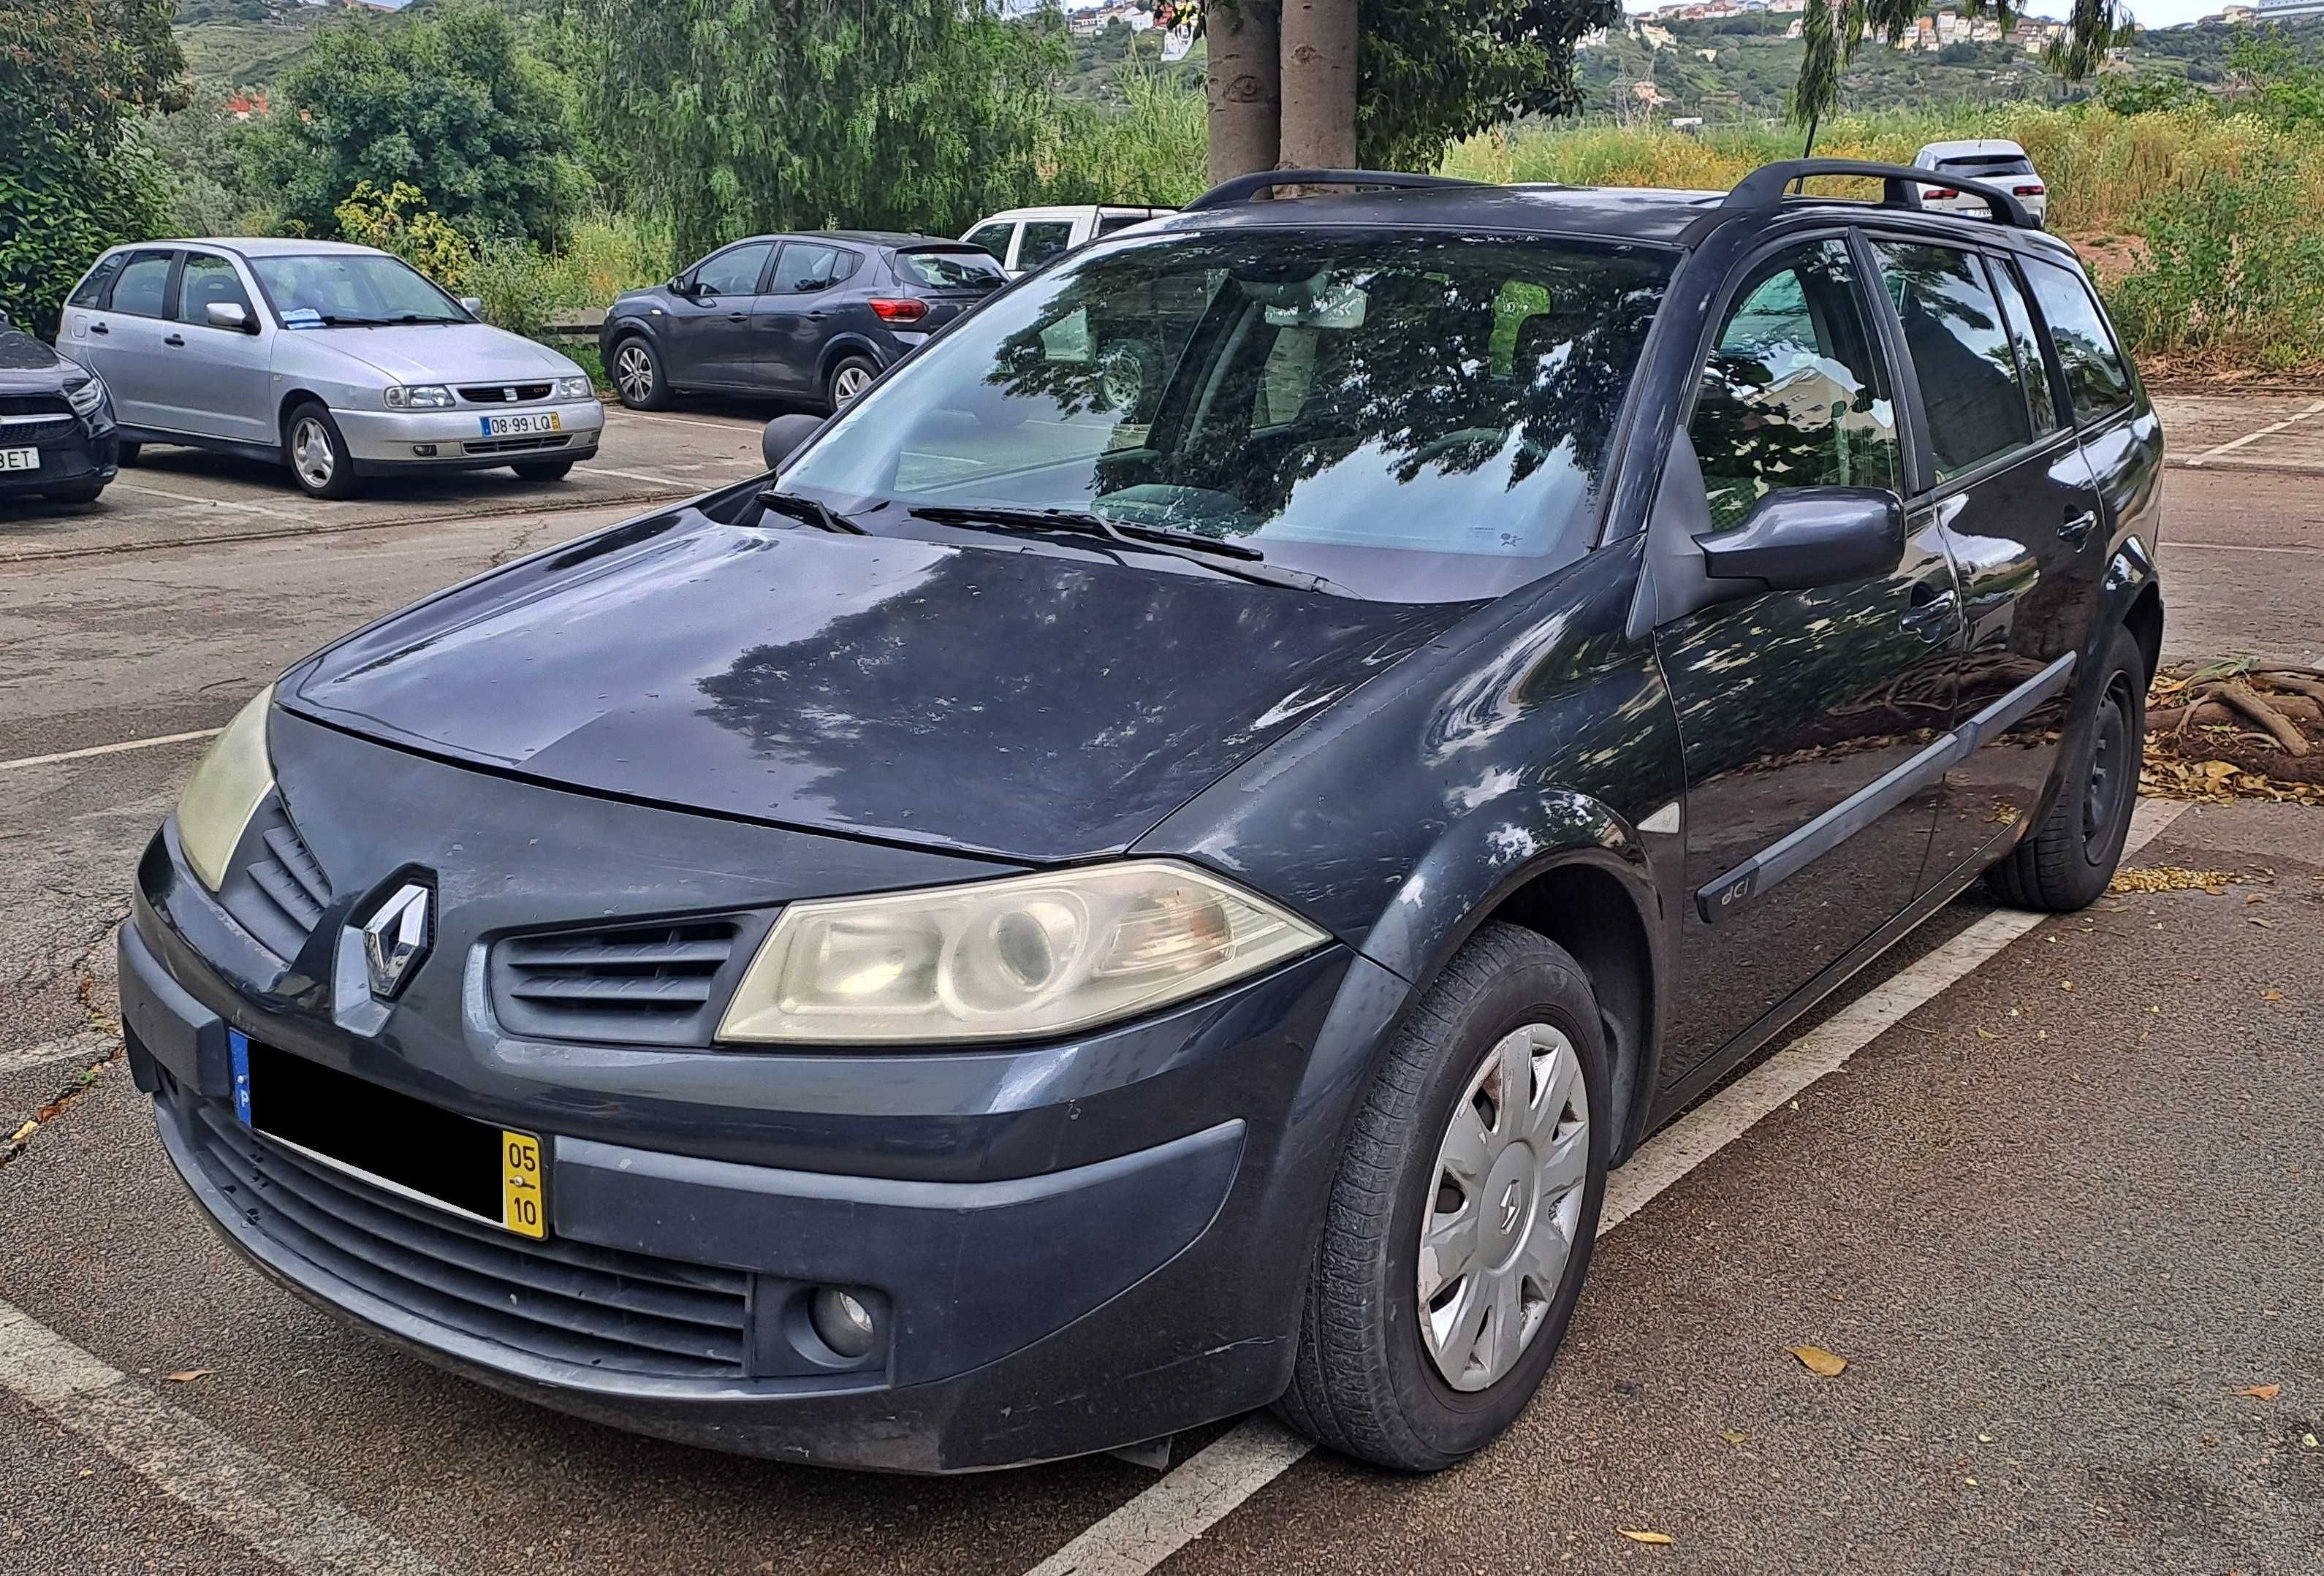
[762,412,824,471]
[1698,487,1903,592]
[457,296,485,317]
[206,301,251,332]
[0,307,12,330]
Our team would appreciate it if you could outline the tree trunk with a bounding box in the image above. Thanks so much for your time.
[1205,1,1280,184]
[1277,0,1357,171]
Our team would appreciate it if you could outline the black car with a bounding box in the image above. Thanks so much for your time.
[0,307,119,505]
[121,160,2162,1474]
[599,231,1006,413]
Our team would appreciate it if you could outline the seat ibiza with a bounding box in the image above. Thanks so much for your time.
[121,160,2164,1474]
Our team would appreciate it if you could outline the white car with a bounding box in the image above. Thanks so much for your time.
[58,239,604,500]
[1910,140,2049,226]
[960,205,1176,277]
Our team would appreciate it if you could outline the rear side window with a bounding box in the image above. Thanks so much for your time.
[898,249,1006,292]
[2022,258,2135,424]
[1096,213,1148,238]
[770,243,848,294]
[1692,237,1902,533]
[965,223,1015,263]
[1019,221,1074,270]
[109,251,175,318]
[69,254,125,309]
[1989,261,2059,435]
[1872,240,2032,479]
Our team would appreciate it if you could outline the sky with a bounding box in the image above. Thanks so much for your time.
[1619,0,2230,28]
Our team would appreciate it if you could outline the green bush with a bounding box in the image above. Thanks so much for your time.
[0,121,170,338]
[2111,153,2324,373]
[463,238,557,339]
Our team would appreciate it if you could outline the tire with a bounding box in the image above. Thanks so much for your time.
[610,335,670,411]
[115,442,141,466]
[283,402,360,500]
[1097,338,1161,415]
[42,482,105,505]
[1274,923,1611,1472]
[512,458,575,482]
[827,355,879,411]
[1986,624,2146,913]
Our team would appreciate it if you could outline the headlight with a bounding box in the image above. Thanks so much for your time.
[64,376,107,417]
[175,687,276,891]
[555,375,591,400]
[384,384,455,410]
[718,860,1327,1045]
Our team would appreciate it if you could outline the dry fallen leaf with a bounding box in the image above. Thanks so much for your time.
[165,1369,213,1384]
[2059,980,2073,991]
[6,1121,34,1145]
[2262,991,2285,1002]
[2237,1384,2282,1401]
[1720,1430,1748,1444]
[1787,1345,1848,1377]
[2304,1434,2318,1450]
[1617,1529,1674,1546]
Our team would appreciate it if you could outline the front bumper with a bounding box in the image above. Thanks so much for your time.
[0,426,118,495]
[120,717,1405,1469]
[333,400,604,471]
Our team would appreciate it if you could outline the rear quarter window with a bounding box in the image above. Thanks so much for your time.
[2022,257,2135,424]
[69,254,126,309]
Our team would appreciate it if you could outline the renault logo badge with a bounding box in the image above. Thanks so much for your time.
[362,883,432,1000]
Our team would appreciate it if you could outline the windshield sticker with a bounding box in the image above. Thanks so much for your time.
[283,308,324,330]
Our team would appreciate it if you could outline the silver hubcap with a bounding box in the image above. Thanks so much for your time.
[1099,347,1144,409]
[832,364,872,404]
[616,343,654,403]
[1417,1023,1589,1392]
[290,418,335,490]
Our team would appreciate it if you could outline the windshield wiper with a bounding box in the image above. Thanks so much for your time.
[906,504,1347,595]
[755,488,866,535]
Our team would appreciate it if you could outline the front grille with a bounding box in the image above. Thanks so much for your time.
[492,919,747,1047]
[219,802,332,962]
[0,394,71,417]
[180,1094,749,1377]
[460,435,570,455]
[457,383,553,404]
[0,414,77,444]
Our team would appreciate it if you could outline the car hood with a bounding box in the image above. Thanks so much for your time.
[0,328,80,389]
[282,509,1472,861]
[303,323,578,387]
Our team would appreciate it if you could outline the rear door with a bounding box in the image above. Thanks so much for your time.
[2020,254,2163,579]
[1015,220,1076,276]
[1864,235,2102,884]
[662,240,774,388]
[163,250,274,446]
[80,249,181,430]
[752,241,856,391]
[1652,234,1959,1092]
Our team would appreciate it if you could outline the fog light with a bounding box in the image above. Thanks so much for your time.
[410,443,437,457]
[809,1287,878,1359]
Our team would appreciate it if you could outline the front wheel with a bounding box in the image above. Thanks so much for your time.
[1274,923,1609,1472]
[512,458,574,482]
[1986,624,2146,913]
[114,441,141,466]
[610,336,669,411]
[284,403,360,500]
[42,481,106,505]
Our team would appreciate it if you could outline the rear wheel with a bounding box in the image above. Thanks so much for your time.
[827,355,879,411]
[284,403,360,500]
[1986,625,2146,912]
[1274,924,1609,1472]
[611,336,669,411]
[512,458,575,482]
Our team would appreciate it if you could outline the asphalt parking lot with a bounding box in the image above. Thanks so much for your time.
[1,392,2319,1574]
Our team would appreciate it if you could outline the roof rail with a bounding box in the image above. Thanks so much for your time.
[1725,159,2037,230]
[1182,169,1486,213]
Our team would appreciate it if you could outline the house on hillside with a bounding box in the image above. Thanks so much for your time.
[227,90,270,120]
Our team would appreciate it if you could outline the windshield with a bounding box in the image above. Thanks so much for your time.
[251,254,468,326]
[782,231,1671,602]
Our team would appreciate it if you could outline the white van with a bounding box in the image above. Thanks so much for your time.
[960,205,1176,276]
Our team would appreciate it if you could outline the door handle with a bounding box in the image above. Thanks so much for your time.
[163,333,185,347]
[726,312,748,323]
[2059,509,2099,547]
[88,321,108,335]
[1900,586,1959,642]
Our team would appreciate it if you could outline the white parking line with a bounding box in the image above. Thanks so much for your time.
[0,728,220,773]
[0,1029,116,1077]
[2165,541,2323,556]
[601,410,764,433]
[0,1299,442,1576]
[2184,400,2324,468]
[110,483,309,522]
[576,464,696,489]
[1022,797,2192,1576]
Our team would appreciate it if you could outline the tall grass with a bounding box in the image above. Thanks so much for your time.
[1039,66,1212,208]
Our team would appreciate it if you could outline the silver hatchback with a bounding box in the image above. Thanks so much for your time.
[58,239,603,499]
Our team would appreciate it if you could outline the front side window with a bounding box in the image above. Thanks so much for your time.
[251,254,466,325]
[1690,238,1901,533]
[692,243,772,297]
[109,252,176,318]
[771,243,847,294]
[1019,221,1075,270]
[781,232,1673,603]
[1873,240,2032,480]
[2022,257,2134,425]
[178,254,256,326]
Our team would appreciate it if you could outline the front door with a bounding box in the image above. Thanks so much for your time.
[163,251,276,447]
[1652,235,1962,1092]
[663,240,773,388]
[1865,238,2103,882]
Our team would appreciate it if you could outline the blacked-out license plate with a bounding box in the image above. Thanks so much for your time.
[229,1032,547,1238]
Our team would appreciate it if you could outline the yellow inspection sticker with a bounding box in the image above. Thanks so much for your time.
[500,1130,547,1239]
